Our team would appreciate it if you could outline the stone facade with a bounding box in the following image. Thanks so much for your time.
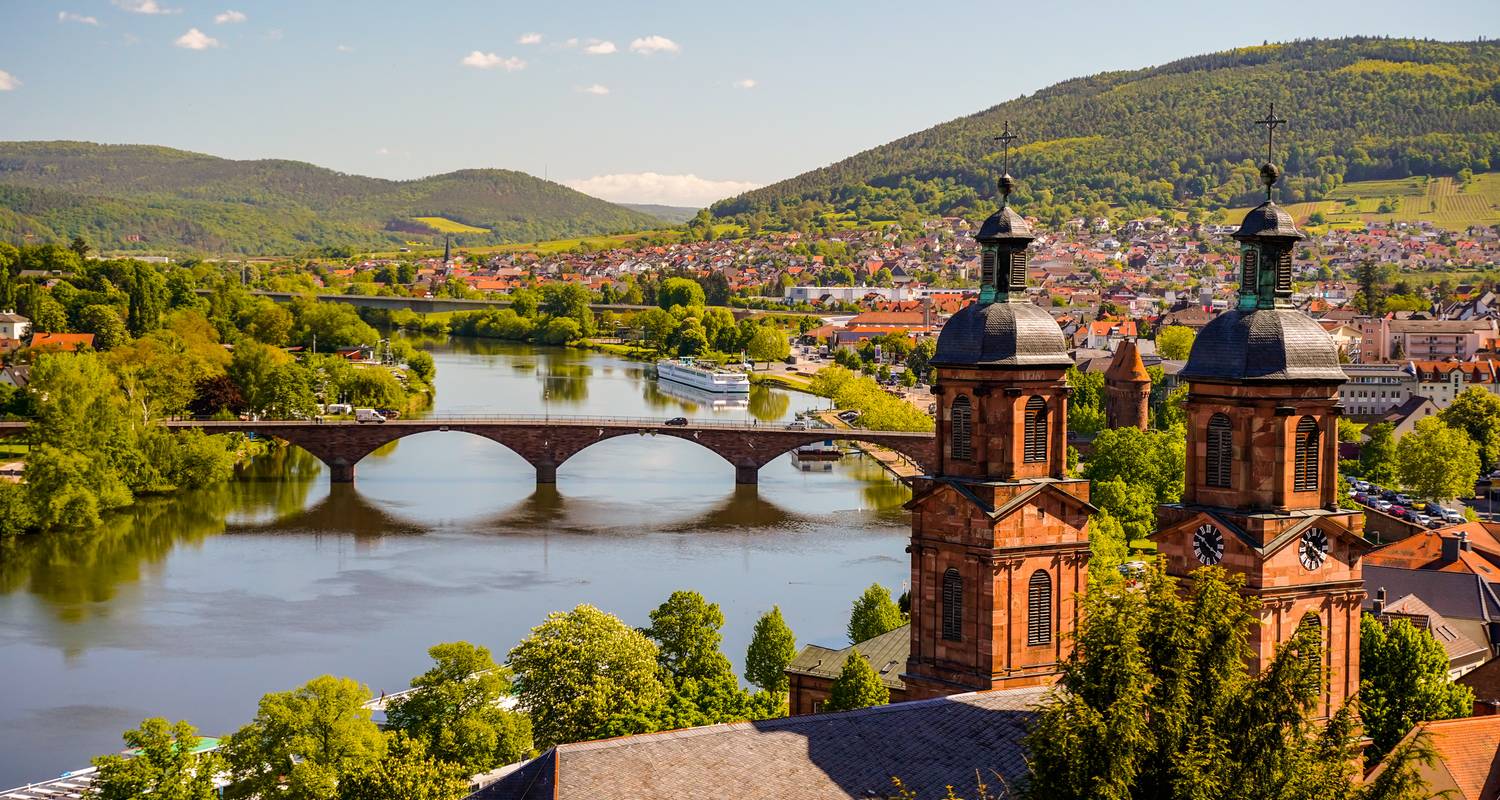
[1103,339,1151,431]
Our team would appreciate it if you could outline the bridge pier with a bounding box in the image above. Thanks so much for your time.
[536,463,558,484]
[329,463,356,483]
[735,464,759,485]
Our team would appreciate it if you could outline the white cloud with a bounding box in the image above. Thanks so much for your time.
[213,9,246,24]
[112,0,178,14]
[567,173,759,207]
[562,37,579,47]
[518,32,542,45]
[0,70,20,91]
[628,35,679,55]
[174,28,221,50]
[59,11,101,25]
[375,147,392,156]
[733,78,757,89]
[461,51,525,71]
[336,44,354,53]
[583,39,616,55]
[579,84,609,95]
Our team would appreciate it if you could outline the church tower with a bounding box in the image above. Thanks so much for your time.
[1155,105,1368,716]
[902,129,1095,699]
[1104,338,1151,431]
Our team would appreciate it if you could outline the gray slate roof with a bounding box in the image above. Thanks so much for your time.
[1233,201,1303,240]
[471,685,1047,800]
[787,623,911,690]
[1179,308,1346,383]
[932,301,1072,369]
[976,206,1033,242]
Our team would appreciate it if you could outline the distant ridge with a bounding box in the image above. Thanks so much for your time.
[713,37,1500,226]
[0,141,661,254]
[620,203,700,224]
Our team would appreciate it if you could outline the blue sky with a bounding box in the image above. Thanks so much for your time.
[0,0,1496,206]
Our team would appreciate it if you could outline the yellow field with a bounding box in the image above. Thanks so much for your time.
[1234,172,1500,231]
[413,216,490,234]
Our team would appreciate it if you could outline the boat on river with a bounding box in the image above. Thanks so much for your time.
[654,358,750,394]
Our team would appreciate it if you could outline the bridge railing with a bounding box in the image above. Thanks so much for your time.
[167,413,933,436]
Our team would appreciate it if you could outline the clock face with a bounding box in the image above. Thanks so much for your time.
[1193,523,1224,566]
[1299,528,1330,571]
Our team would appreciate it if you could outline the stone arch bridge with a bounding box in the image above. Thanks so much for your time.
[158,416,936,485]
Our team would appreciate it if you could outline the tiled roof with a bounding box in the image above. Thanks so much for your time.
[1368,715,1500,799]
[1377,593,1489,665]
[1364,566,1500,627]
[787,623,910,690]
[1104,338,1150,383]
[29,332,95,351]
[471,685,1048,800]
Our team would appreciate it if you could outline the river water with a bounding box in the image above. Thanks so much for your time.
[0,339,912,785]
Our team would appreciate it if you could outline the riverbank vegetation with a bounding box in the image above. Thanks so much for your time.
[90,589,800,800]
[808,366,933,432]
[366,279,802,367]
[0,241,434,535]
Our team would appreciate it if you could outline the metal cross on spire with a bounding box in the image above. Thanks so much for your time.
[1254,102,1287,200]
[991,122,1019,205]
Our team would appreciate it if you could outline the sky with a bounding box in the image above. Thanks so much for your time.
[0,0,1497,207]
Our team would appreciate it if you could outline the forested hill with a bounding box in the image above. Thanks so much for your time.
[712,38,1500,227]
[0,142,660,254]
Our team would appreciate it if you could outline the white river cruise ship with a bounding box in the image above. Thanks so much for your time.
[654,358,751,394]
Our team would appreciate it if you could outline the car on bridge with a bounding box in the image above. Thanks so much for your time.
[664,417,689,426]
[355,408,386,424]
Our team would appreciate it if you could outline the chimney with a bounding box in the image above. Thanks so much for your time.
[1371,587,1387,616]
[1442,534,1463,563]
[1462,530,1473,552]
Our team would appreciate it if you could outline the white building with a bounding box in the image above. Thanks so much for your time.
[0,311,29,341]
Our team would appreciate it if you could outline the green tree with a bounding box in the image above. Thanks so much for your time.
[745,605,798,694]
[23,353,135,529]
[78,304,129,350]
[1396,417,1480,502]
[642,590,736,684]
[291,299,379,350]
[223,675,385,800]
[1023,564,1430,800]
[1084,425,1186,506]
[1088,512,1129,584]
[1438,386,1500,473]
[746,326,790,364]
[540,283,595,336]
[540,316,583,345]
[1360,614,1473,762]
[635,307,678,353]
[1359,422,1401,487]
[385,641,532,772]
[507,604,667,748]
[824,651,889,711]
[241,299,294,345]
[847,582,905,644]
[657,277,706,310]
[86,718,222,800]
[334,733,471,800]
[1090,478,1157,545]
[1154,326,1196,360]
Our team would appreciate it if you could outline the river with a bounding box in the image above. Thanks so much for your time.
[0,339,912,785]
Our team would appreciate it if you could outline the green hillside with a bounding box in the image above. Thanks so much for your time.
[712,38,1500,228]
[620,203,701,224]
[0,142,660,255]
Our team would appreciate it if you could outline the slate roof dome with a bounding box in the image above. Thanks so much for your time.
[1179,308,1346,383]
[976,205,1033,242]
[1234,200,1302,241]
[931,300,1072,369]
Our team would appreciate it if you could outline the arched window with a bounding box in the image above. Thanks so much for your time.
[1206,413,1233,489]
[941,568,963,642]
[1027,570,1052,646]
[950,396,973,462]
[1023,396,1048,464]
[1296,612,1323,680]
[1294,416,1320,492]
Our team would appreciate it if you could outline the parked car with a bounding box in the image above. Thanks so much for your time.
[664,417,689,427]
[1353,479,1372,492]
[1373,499,1393,512]
[1395,493,1415,506]
[1411,513,1432,526]
[354,408,386,424]
[1436,506,1465,524]
[1354,492,1370,504]
[1381,489,1399,501]
[1390,506,1410,519]
[1409,500,1428,511]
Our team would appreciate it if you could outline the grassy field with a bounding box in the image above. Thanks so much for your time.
[412,216,490,234]
[363,229,684,259]
[1233,172,1500,231]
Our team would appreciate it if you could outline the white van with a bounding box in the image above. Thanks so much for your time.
[354,408,386,424]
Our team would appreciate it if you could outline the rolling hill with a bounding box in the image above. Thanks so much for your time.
[0,142,660,255]
[712,38,1500,228]
[620,203,701,224]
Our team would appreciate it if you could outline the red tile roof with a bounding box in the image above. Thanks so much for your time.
[29,332,95,352]
[1369,715,1500,798]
